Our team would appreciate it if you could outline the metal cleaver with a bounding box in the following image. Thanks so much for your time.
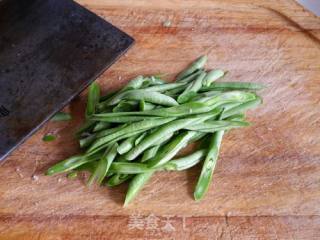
[0,0,134,163]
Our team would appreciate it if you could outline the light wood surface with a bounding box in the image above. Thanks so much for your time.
[1,0,320,239]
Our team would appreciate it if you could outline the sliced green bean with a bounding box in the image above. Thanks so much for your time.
[51,112,72,121]
[67,171,78,179]
[178,71,206,103]
[201,82,265,91]
[185,120,250,131]
[79,134,96,148]
[96,124,128,138]
[147,131,196,168]
[46,153,102,175]
[141,145,160,162]
[93,122,111,132]
[144,82,186,92]
[86,82,100,118]
[124,171,155,206]
[221,97,262,119]
[109,90,179,107]
[75,161,98,173]
[109,162,151,174]
[87,143,118,186]
[164,149,206,171]
[93,102,221,118]
[134,132,147,146]
[202,69,225,87]
[42,135,56,142]
[87,118,175,153]
[92,115,163,123]
[76,120,97,137]
[177,69,204,83]
[176,55,207,81]
[87,129,148,156]
[113,100,138,112]
[124,116,210,161]
[107,174,133,187]
[139,100,156,111]
[117,134,140,155]
[194,130,224,201]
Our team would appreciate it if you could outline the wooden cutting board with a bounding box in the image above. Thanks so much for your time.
[1,0,320,239]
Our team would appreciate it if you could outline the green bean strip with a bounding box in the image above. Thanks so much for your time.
[93,102,222,118]
[79,134,96,148]
[176,55,207,81]
[108,90,179,107]
[125,115,211,161]
[86,82,100,118]
[124,171,155,206]
[109,162,151,174]
[96,124,128,138]
[141,132,174,162]
[135,132,147,146]
[141,145,160,162]
[76,120,97,137]
[144,82,186,92]
[113,100,138,112]
[194,130,224,201]
[107,174,133,187]
[201,82,265,91]
[177,71,206,103]
[88,118,175,153]
[221,97,262,119]
[139,100,156,111]
[117,134,141,155]
[185,120,250,131]
[51,112,72,121]
[93,122,111,132]
[75,161,98,173]
[87,129,148,156]
[87,143,118,186]
[164,149,206,171]
[92,115,164,123]
[148,131,197,168]
[177,69,204,83]
[46,153,102,175]
[202,69,225,87]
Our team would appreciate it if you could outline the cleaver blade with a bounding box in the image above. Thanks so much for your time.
[0,0,134,163]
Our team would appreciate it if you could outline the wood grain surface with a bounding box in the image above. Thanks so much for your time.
[1,0,320,239]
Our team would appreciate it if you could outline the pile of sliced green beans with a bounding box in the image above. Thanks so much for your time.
[46,55,264,206]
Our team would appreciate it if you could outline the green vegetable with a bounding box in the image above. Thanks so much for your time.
[108,90,179,107]
[139,100,156,111]
[46,55,264,206]
[164,149,206,171]
[177,71,206,103]
[51,112,72,121]
[86,82,100,118]
[88,118,175,153]
[124,171,155,206]
[202,69,225,87]
[201,82,265,91]
[117,134,140,155]
[88,143,118,186]
[46,153,102,175]
[42,134,56,142]
[194,130,224,201]
[109,162,150,174]
[124,116,210,161]
[176,55,207,81]
[67,171,78,179]
[107,174,132,187]
[93,122,111,132]
[147,131,197,168]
